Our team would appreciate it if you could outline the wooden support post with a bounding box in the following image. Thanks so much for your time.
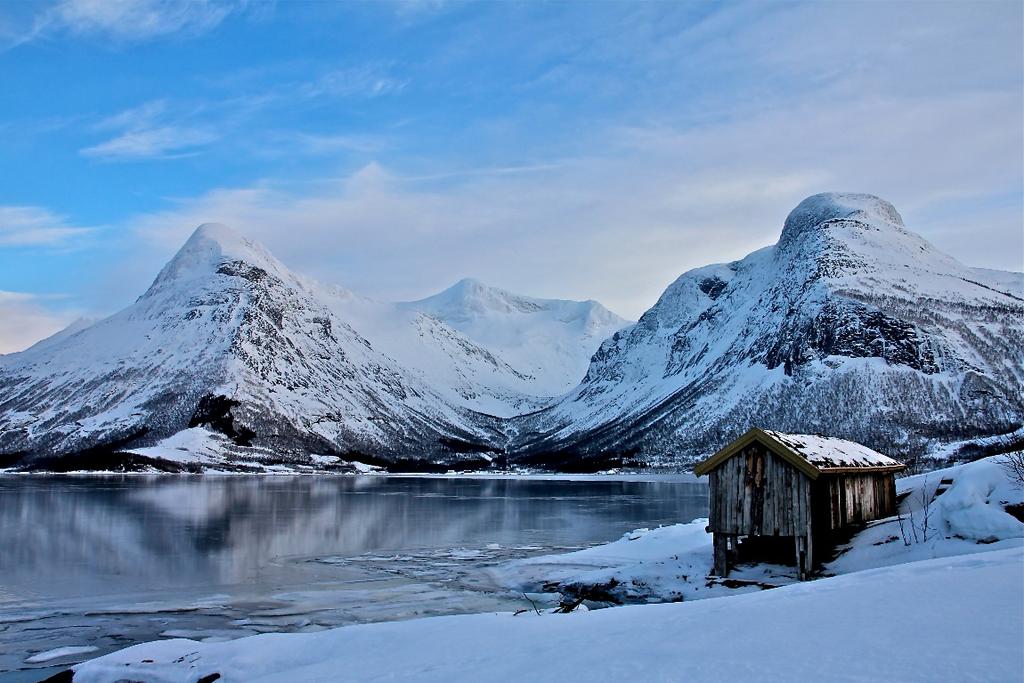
[804,483,814,578]
[795,536,807,580]
[804,535,811,579]
[713,533,729,577]
[805,532,813,579]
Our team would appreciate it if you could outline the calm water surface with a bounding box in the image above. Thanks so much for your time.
[0,475,707,681]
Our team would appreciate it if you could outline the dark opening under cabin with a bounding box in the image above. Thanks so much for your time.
[693,427,906,579]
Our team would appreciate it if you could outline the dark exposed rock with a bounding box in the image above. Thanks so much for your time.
[698,276,727,300]
[763,301,939,375]
[189,395,255,447]
[216,261,268,283]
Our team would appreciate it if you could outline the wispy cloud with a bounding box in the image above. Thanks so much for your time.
[0,205,93,247]
[299,65,408,99]
[77,60,408,160]
[3,0,1021,346]
[261,131,390,156]
[81,99,217,160]
[93,99,168,131]
[9,0,247,47]
[81,126,217,160]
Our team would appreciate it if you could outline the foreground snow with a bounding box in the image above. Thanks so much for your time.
[72,547,1023,682]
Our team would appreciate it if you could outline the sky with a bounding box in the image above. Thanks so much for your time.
[0,0,1021,353]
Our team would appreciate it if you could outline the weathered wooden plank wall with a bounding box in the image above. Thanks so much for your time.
[814,472,898,532]
[709,443,808,537]
[707,439,899,579]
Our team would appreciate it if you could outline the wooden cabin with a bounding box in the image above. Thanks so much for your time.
[693,427,906,579]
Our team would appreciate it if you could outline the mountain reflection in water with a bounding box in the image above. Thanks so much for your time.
[0,474,706,679]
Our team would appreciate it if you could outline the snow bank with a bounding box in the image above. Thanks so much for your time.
[72,548,1024,682]
[25,645,98,664]
[830,455,1024,573]
[129,427,232,465]
[932,458,1023,542]
[493,521,713,601]
[491,520,795,604]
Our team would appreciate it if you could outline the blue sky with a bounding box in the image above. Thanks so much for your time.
[1,0,1022,352]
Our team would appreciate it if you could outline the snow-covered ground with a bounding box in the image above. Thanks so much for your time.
[829,455,1024,572]
[129,427,238,466]
[68,455,1024,681]
[490,519,792,604]
[70,548,1023,682]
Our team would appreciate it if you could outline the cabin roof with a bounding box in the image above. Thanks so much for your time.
[693,427,906,479]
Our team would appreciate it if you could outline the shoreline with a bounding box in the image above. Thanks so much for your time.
[0,467,702,482]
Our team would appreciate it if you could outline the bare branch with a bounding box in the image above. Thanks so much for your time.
[999,452,1024,489]
[522,593,542,616]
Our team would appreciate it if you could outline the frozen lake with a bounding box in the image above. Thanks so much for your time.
[0,474,707,681]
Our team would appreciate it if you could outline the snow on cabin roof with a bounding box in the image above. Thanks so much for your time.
[761,430,904,470]
[693,427,906,478]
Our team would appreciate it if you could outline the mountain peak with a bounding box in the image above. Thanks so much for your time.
[146,223,285,293]
[531,194,1022,464]
[418,279,628,329]
[779,192,904,251]
[447,277,488,295]
[428,278,521,304]
[181,222,262,260]
[189,221,241,244]
[410,278,529,319]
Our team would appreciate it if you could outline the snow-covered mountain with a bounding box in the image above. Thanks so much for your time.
[514,193,1024,466]
[2,193,1020,471]
[305,280,626,418]
[402,279,628,404]
[0,224,626,467]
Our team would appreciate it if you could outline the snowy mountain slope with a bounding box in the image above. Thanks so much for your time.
[16,316,99,355]
[0,224,502,464]
[514,193,1024,465]
[0,224,627,466]
[314,288,544,418]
